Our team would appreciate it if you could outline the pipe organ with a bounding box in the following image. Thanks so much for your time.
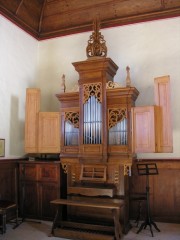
[55,20,139,239]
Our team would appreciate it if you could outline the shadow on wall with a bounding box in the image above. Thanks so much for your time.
[136,85,154,106]
[9,95,24,157]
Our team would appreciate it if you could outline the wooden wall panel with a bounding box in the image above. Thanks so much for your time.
[130,159,180,223]
[0,159,18,220]
[152,168,180,222]
[0,160,18,202]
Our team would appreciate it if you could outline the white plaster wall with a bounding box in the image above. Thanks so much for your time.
[0,15,38,158]
[1,15,179,159]
[37,17,180,158]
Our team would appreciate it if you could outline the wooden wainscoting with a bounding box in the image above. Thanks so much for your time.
[0,159,19,221]
[0,159,18,202]
[129,159,180,223]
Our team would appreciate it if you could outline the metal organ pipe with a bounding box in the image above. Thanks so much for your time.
[83,96,102,144]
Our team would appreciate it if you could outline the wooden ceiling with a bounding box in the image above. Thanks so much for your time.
[0,0,180,40]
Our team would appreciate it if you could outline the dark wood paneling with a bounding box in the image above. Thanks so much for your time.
[0,159,18,202]
[130,159,180,223]
[0,158,179,223]
[0,159,19,221]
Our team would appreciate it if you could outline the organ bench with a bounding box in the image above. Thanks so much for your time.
[50,198,124,240]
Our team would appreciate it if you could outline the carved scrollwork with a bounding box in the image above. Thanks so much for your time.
[72,172,76,183]
[106,81,121,89]
[86,19,107,58]
[61,163,68,174]
[83,83,102,103]
[114,170,119,184]
[124,164,132,176]
[108,108,127,129]
[65,112,79,128]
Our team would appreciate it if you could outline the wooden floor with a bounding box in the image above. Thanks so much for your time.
[0,220,180,240]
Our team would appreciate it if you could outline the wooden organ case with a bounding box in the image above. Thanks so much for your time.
[55,20,139,239]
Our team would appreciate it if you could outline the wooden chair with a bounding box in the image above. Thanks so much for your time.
[0,200,19,234]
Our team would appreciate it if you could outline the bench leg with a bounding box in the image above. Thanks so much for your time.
[50,207,59,235]
[112,209,122,240]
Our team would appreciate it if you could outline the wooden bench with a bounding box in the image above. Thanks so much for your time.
[50,198,124,240]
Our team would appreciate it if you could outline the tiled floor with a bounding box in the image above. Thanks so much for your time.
[0,220,179,240]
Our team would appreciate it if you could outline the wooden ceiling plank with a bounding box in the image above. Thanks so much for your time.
[39,7,180,40]
[0,0,21,13]
[15,0,24,15]
[15,0,44,32]
[39,0,46,32]
[43,0,124,17]
[165,0,180,9]
[0,0,180,40]
[40,0,164,32]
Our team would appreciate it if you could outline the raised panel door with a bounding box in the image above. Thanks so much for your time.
[25,88,40,153]
[131,106,160,153]
[20,181,39,219]
[19,163,37,181]
[38,112,60,153]
[154,76,173,152]
[39,182,60,220]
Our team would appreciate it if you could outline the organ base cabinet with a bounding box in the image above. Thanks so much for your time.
[19,161,61,220]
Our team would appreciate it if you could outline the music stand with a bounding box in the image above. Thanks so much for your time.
[136,163,160,237]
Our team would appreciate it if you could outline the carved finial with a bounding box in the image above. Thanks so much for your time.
[126,66,131,87]
[61,74,66,92]
[86,18,107,58]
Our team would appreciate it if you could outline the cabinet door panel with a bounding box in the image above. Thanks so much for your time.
[38,112,60,153]
[20,182,39,219]
[19,162,61,220]
[19,164,37,181]
[38,164,60,182]
[131,106,158,153]
[39,183,60,219]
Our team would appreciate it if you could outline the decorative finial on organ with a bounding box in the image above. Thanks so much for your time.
[126,66,131,87]
[61,74,66,92]
[86,18,107,58]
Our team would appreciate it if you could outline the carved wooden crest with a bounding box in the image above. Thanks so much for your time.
[86,19,107,58]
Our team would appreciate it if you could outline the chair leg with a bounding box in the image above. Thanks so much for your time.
[135,200,142,227]
[2,213,6,234]
[13,207,20,229]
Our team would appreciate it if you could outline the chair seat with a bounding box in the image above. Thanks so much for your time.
[0,200,16,209]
